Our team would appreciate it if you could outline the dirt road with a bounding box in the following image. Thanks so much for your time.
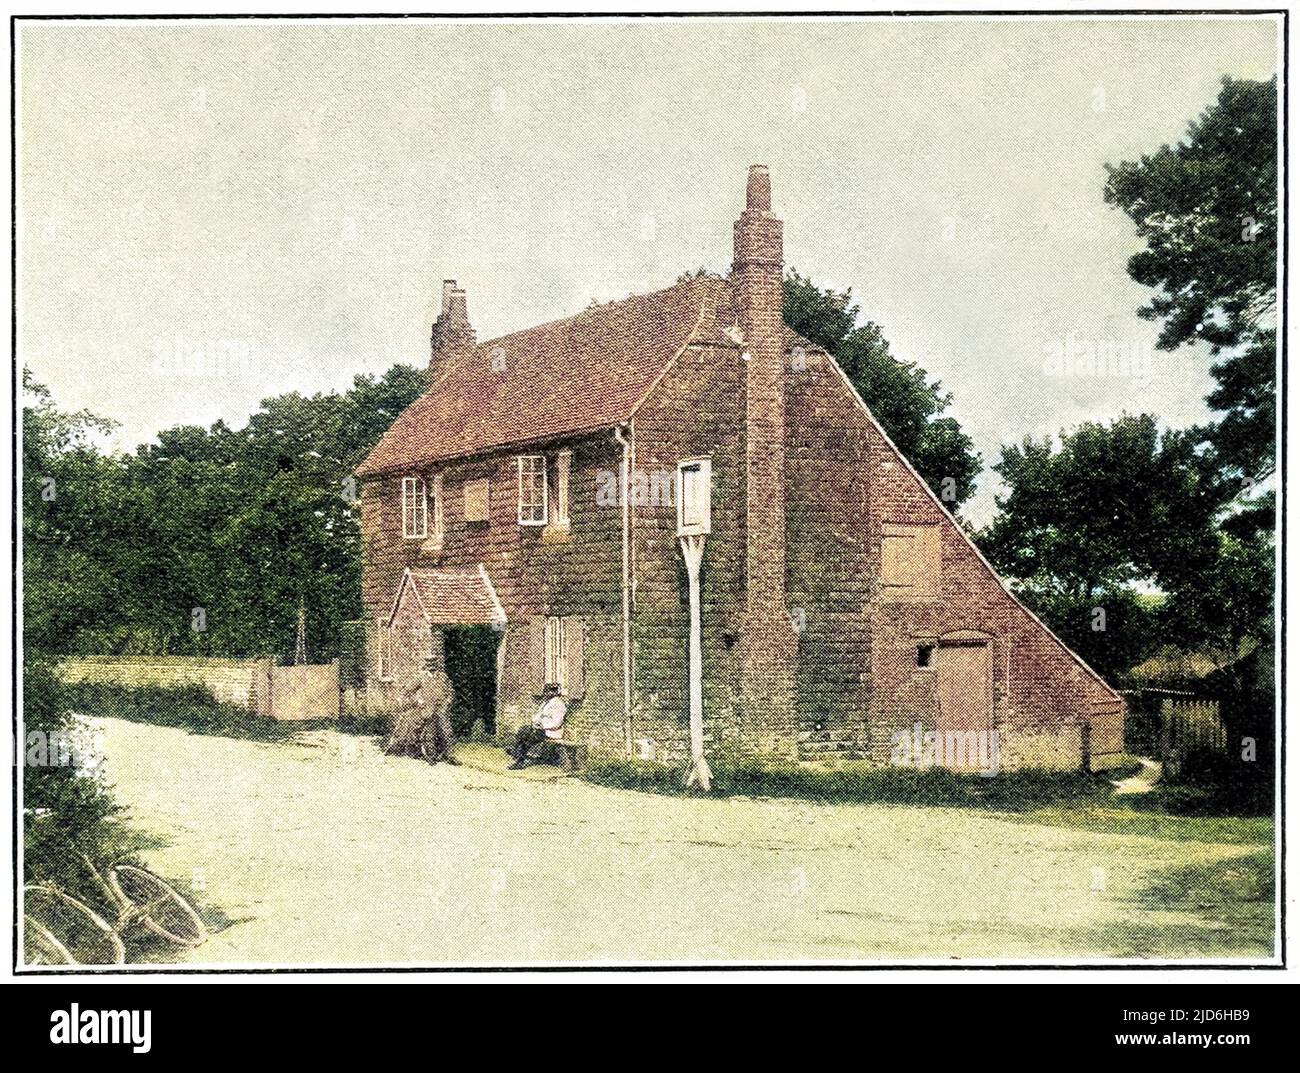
[91,717,1271,965]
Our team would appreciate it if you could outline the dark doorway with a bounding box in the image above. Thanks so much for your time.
[444,626,500,738]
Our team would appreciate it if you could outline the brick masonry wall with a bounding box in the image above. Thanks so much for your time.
[360,432,627,741]
[494,614,625,754]
[735,172,799,758]
[786,354,876,759]
[630,341,752,761]
[998,721,1089,772]
[794,354,1125,768]
[359,330,1123,769]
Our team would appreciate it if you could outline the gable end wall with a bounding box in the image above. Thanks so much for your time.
[790,354,1125,767]
[630,342,755,761]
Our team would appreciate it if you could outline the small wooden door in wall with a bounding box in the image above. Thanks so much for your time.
[936,641,993,735]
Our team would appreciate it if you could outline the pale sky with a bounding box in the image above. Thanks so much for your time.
[17,16,1280,524]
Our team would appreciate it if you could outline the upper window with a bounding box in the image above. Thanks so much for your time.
[518,455,547,526]
[881,523,940,597]
[402,476,428,539]
[677,458,712,536]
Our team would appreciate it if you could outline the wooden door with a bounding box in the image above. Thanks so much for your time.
[936,641,993,736]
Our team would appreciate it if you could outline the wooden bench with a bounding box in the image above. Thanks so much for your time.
[549,737,586,772]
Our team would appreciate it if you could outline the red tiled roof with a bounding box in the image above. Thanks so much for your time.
[387,566,506,627]
[358,275,731,476]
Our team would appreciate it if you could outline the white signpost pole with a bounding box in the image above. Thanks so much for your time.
[679,532,711,791]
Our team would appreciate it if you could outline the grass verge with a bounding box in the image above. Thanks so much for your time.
[1128,847,1275,951]
[583,756,1274,844]
[584,756,1116,810]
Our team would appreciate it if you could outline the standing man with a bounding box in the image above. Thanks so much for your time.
[384,660,458,765]
[420,658,459,765]
[508,685,568,769]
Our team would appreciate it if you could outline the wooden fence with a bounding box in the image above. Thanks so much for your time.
[1159,696,1227,758]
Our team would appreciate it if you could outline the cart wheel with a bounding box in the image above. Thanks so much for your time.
[24,915,76,965]
[108,865,207,948]
[23,884,125,965]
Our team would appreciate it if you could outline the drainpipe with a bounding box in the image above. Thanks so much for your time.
[613,423,634,754]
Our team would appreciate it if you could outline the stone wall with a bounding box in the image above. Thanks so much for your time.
[58,656,274,716]
[58,656,340,721]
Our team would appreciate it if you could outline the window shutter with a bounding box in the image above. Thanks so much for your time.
[431,472,444,545]
[564,616,585,700]
[882,523,940,595]
[554,450,572,525]
[914,526,940,596]
[464,478,490,523]
[881,526,914,586]
[528,616,547,696]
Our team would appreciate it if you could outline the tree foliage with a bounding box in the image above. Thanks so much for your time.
[783,270,982,508]
[22,366,426,661]
[1104,76,1277,483]
[22,658,123,895]
[987,77,1279,695]
[980,413,1273,687]
[980,415,1227,678]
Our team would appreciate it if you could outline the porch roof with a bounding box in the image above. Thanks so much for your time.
[386,565,506,628]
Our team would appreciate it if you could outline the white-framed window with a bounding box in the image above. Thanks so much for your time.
[676,458,712,536]
[376,619,393,681]
[552,449,572,526]
[518,455,548,525]
[402,476,428,539]
[544,615,567,689]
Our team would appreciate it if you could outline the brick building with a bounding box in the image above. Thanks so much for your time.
[356,166,1125,770]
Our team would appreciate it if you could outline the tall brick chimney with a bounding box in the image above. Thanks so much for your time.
[429,278,475,382]
[733,164,795,749]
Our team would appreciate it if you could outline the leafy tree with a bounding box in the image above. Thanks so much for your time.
[22,371,130,654]
[22,658,124,896]
[979,414,1226,679]
[1158,528,1274,686]
[337,365,430,466]
[1102,79,1276,781]
[1104,76,1278,484]
[22,365,427,661]
[783,270,981,507]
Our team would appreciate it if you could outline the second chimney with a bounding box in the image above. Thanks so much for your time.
[733,164,796,750]
[430,279,476,383]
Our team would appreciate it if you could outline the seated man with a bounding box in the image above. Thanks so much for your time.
[508,685,568,769]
